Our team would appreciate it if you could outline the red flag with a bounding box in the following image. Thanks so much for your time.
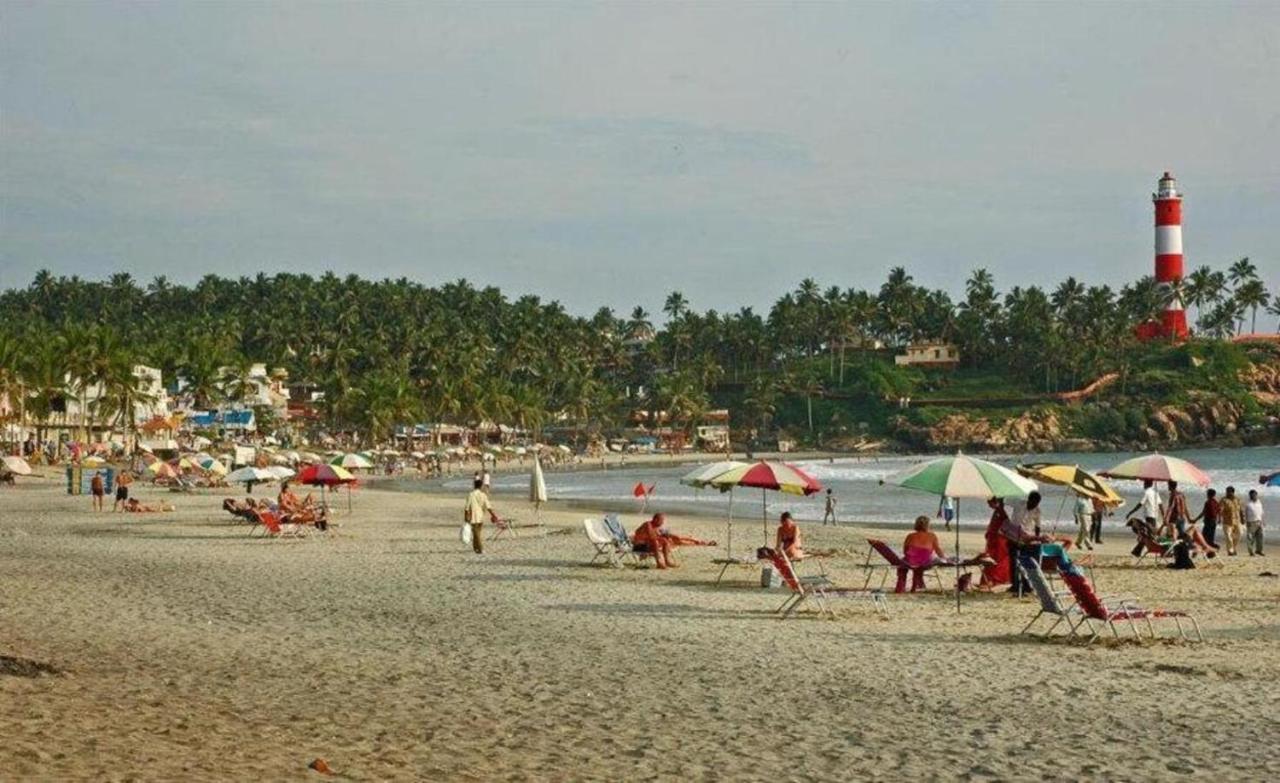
[633,481,646,498]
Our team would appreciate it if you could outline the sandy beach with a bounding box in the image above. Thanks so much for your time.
[3,477,1279,781]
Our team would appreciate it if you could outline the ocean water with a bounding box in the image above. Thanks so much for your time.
[422,446,1280,531]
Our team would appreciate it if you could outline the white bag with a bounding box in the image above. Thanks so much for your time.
[460,522,473,546]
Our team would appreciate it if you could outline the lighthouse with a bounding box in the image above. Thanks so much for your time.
[1153,171,1188,338]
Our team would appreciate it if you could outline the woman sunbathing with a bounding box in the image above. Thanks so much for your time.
[124,498,175,513]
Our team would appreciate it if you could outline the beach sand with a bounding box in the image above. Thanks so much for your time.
[2,478,1278,781]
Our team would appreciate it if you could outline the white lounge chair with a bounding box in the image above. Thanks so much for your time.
[584,518,630,567]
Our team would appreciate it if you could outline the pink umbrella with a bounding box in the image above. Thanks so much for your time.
[1100,454,1211,487]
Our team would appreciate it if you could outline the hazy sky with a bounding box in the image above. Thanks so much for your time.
[3,1,1277,317]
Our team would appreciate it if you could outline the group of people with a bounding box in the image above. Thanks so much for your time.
[89,469,134,512]
[1130,480,1265,558]
[222,481,330,530]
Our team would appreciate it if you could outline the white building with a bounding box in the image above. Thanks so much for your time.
[63,364,171,427]
[894,342,960,369]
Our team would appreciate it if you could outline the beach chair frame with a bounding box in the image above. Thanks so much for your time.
[1015,553,1082,638]
[1058,566,1203,645]
[769,548,889,619]
[861,538,945,592]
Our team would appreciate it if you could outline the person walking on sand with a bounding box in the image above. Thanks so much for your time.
[113,469,134,512]
[1073,492,1093,550]
[1164,481,1190,539]
[464,477,496,555]
[939,495,955,531]
[1191,488,1221,549]
[1245,489,1265,556]
[90,470,105,512]
[1219,486,1244,556]
[1089,495,1108,544]
[822,489,837,525]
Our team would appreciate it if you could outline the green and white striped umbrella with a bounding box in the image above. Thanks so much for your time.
[885,453,1037,499]
[883,453,1037,613]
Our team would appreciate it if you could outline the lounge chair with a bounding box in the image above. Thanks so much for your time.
[253,509,306,539]
[1129,520,1177,564]
[489,515,518,542]
[1015,552,1084,638]
[861,538,945,591]
[583,518,632,567]
[764,547,888,619]
[603,514,651,565]
[1058,562,1203,644]
[711,553,759,585]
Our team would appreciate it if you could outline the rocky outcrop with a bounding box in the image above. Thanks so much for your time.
[894,409,1065,452]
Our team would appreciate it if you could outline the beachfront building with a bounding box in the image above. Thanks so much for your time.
[894,342,960,369]
[216,363,290,418]
[60,364,171,431]
[695,409,732,450]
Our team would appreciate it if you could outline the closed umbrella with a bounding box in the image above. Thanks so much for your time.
[884,452,1038,612]
[530,455,548,531]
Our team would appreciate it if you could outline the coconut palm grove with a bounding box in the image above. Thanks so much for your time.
[2,260,1278,451]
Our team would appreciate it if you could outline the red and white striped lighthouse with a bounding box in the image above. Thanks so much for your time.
[1154,171,1188,338]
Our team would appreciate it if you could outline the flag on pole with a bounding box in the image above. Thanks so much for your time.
[633,481,646,498]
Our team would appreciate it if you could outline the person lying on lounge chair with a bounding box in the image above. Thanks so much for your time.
[1182,519,1219,559]
[278,482,302,513]
[632,513,716,569]
[123,498,176,513]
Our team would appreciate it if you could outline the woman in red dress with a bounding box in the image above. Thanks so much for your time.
[980,497,1012,588]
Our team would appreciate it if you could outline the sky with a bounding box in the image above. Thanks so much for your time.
[2,1,1278,318]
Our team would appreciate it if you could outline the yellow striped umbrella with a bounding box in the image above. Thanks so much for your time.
[1015,463,1123,506]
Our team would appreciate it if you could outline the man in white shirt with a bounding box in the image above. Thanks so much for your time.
[1073,493,1094,550]
[1245,489,1265,556]
[1125,480,1162,558]
[1003,491,1043,595]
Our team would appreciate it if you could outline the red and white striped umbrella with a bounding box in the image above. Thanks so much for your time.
[706,460,823,496]
[1101,453,1211,487]
[705,461,823,544]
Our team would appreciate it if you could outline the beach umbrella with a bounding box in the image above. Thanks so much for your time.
[1016,463,1122,505]
[330,452,374,470]
[83,456,106,467]
[680,460,749,559]
[148,461,180,479]
[1101,453,1211,487]
[265,465,296,480]
[884,453,1038,612]
[192,435,212,449]
[1017,462,1123,535]
[298,463,356,511]
[706,461,823,545]
[198,457,228,476]
[2,455,32,475]
[225,466,278,492]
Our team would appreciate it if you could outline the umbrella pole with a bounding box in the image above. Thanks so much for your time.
[347,484,352,514]
[726,490,734,560]
[955,500,962,614]
[1051,492,1068,537]
[762,488,768,547]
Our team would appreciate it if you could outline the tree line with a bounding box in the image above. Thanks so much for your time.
[0,260,1271,445]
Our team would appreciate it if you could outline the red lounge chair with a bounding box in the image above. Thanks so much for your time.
[764,547,888,619]
[253,509,306,539]
[1059,564,1202,644]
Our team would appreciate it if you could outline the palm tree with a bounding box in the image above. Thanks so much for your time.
[1228,257,1257,289]
[1267,295,1280,333]
[1236,279,1270,334]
